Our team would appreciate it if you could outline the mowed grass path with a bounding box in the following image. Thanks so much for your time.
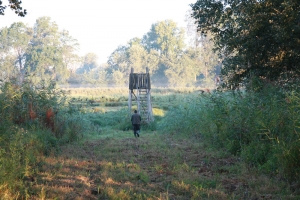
[31,130,292,200]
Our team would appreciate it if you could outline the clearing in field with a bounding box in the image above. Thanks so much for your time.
[29,130,293,200]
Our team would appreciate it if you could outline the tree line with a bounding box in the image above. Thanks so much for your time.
[191,0,300,90]
[0,16,220,87]
[1,0,299,89]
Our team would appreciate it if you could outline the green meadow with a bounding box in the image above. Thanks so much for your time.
[0,85,299,199]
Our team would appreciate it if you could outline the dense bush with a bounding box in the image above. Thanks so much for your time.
[159,86,300,182]
[0,127,48,198]
[0,78,88,197]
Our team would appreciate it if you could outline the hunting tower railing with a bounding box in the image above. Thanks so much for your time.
[128,67,153,123]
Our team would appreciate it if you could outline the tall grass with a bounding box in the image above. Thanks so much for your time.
[159,86,300,182]
[0,79,90,198]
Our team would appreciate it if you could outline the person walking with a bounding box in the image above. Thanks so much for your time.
[131,110,141,138]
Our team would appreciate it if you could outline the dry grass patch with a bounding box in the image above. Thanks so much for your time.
[21,132,299,199]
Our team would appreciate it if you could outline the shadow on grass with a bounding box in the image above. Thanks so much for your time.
[26,132,298,199]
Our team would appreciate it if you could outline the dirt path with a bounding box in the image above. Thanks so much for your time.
[28,132,292,199]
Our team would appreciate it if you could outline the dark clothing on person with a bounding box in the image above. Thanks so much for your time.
[133,124,140,137]
[131,113,141,137]
[131,113,141,124]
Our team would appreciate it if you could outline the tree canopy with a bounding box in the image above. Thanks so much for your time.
[0,0,26,16]
[0,17,80,84]
[105,19,221,87]
[142,20,185,56]
[191,0,300,89]
[1,16,222,87]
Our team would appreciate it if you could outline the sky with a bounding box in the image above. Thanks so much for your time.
[1,0,195,64]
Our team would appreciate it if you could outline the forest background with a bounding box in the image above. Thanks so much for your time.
[0,14,219,88]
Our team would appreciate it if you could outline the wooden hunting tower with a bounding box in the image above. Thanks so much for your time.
[128,67,153,123]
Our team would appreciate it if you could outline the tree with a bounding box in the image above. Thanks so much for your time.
[191,0,300,89]
[186,10,222,87]
[0,27,14,79]
[60,29,80,75]
[127,38,160,74]
[76,53,98,74]
[111,69,125,85]
[73,52,108,85]
[128,44,148,73]
[163,50,198,86]
[142,20,186,86]
[0,16,84,86]
[145,49,160,74]
[185,8,202,48]
[194,33,221,87]
[0,27,9,52]
[106,45,130,85]
[0,55,16,80]
[107,38,160,85]
[0,0,26,16]
[25,17,66,82]
[0,17,81,84]
[128,43,160,74]
[7,22,32,73]
[88,66,107,85]
[142,20,186,56]
[0,23,32,81]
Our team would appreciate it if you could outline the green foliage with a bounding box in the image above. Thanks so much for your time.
[191,0,300,89]
[0,22,32,81]
[105,19,220,87]
[163,51,197,87]
[53,110,88,142]
[106,40,160,86]
[160,86,300,181]
[3,22,32,72]
[76,53,98,74]
[0,78,90,197]
[142,20,185,55]
[0,15,222,87]
[0,79,64,125]
[71,53,107,85]
[25,17,66,83]
[0,17,80,84]
[0,126,65,198]
[0,0,27,16]
[142,121,157,132]
[0,126,49,197]
[87,108,129,128]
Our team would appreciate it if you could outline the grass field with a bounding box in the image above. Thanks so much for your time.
[23,131,295,199]
[64,87,195,114]
[1,86,299,199]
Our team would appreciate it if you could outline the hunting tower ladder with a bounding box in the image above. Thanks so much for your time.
[128,67,153,123]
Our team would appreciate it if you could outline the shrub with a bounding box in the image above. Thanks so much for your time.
[159,85,300,181]
[142,121,157,131]
[0,124,58,197]
[0,78,88,198]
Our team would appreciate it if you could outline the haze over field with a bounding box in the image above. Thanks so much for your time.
[1,0,221,87]
[2,0,194,64]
